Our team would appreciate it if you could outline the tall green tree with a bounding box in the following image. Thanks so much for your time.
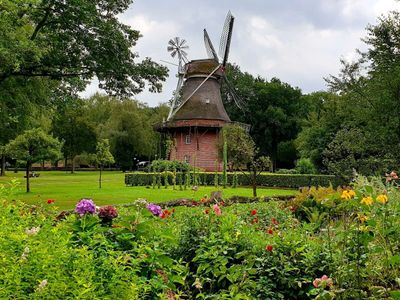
[52,98,96,172]
[6,128,61,192]
[222,65,307,169]
[0,0,168,96]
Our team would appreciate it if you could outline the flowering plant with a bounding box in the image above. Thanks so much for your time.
[146,203,162,216]
[75,198,96,216]
[98,205,118,220]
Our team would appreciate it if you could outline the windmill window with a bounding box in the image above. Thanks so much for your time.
[185,135,191,144]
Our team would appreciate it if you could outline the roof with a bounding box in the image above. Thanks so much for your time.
[171,59,231,122]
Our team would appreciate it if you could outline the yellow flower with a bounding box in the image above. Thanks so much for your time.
[360,196,373,206]
[341,190,356,200]
[376,194,388,204]
[357,213,368,223]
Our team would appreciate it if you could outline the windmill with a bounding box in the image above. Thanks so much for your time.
[161,11,242,171]
[166,37,189,121]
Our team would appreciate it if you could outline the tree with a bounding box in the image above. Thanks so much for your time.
[219,124,255,170]
[0,0,168,96]
[0,77,56,176]
[248,156,272,197]
[52,98,97,172]
[295,11,400,176]
[95,139,114,189]
[6,128,61,192]
[87,94,162,170]
[221,65,306,169]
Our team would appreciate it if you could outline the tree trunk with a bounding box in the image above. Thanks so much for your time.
[252,169,257,197]
[26,162,31,193]
[0,155,5,176]
[71,156,75,174]
[99,165,102,189]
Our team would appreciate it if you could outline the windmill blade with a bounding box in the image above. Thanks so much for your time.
[167,73,185,121]
[203,29,219,62]
[222,75,246,111]
[219,11,235,67]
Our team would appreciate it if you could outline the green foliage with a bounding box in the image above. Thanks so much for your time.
[219,124,255,169]
[6,128,62,192]
[1,176,399,298]
[0,0,168,96]
[95,139,114,166]
[298,12,400,175]
[151,159,190,173]
[222,64,306,168]
[125,172,346,188]
[296,158,317,174]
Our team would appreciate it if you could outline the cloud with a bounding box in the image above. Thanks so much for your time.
[81,0,400,105]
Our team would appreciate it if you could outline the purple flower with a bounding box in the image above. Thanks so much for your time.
[75,198,96,216]
[146,203,162,216]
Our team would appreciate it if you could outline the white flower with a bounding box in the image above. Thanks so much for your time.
[25,227,40,236]
[21,247,30,260]
[36,279,48,292]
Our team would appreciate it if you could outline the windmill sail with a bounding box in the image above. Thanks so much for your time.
[203,29,219,62]
[219,11,234,67]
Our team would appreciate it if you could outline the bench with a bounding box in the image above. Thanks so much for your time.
[24,173,40,178]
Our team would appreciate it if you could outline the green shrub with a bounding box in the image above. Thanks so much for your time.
[125,172,347,188]
[295,158,317,174]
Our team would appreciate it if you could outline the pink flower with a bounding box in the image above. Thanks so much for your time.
[313,275,333,289]
[313,278,321,288]
[213,204,222,216]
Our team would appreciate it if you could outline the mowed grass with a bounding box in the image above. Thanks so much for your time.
[0,171,297,210]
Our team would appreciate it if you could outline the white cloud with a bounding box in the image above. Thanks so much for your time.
[81,0,400,105]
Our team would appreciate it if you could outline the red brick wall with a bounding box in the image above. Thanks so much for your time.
[169,127,223,172]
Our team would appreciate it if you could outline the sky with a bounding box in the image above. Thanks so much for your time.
[81,0,400,107]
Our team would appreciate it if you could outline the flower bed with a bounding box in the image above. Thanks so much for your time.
[0,174,399,299]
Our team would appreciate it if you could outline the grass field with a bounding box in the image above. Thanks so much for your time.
[0,171,297,209]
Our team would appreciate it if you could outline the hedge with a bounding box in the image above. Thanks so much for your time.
[125,172,348,188]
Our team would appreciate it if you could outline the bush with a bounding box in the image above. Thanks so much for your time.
[125,172,347,188]
[295,158,317,174]
[151,159,190,172]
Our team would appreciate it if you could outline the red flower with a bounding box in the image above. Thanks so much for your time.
[266,245,273,252]
[267,228,273,235]
[250,209,257,216]
[271,218,279,225]
[160,209,172,219]
[251,217,259,224]
[47,199,55,204]
[172,209,175,214]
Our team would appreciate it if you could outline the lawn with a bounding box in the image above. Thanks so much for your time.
[0,171,296,209]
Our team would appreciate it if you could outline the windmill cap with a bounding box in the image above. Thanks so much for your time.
[185,59,223,77]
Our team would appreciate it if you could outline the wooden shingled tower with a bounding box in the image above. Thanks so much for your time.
[162,12,239,171]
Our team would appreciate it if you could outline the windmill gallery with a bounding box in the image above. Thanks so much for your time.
[160,12,243,172]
